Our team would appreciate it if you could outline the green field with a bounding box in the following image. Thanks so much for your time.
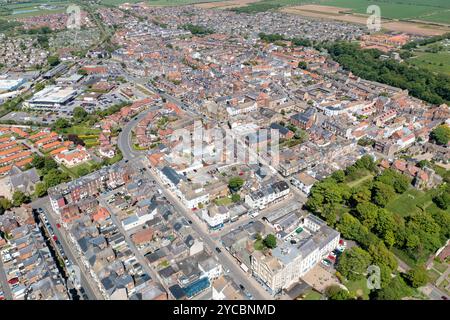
[385,187,445,217]
[233,0,450,24]
[101,0,221,6]
[409,51,450,76]
[343,278,370,300]
[0,1,69,19]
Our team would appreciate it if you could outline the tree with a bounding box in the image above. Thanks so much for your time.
[43,157,58,174]
[405,266,428,288]
[371,182,395,207]
[430,124,450,146]
[73,106,88,121]
[231,193,241,203]
[354,155,376,172]
[53,118,70,130]
[376,169,410,194]
[12,191,30,207]
[0,197,12,215]
[325,285,351,300]
[34,182,48,198]
[331,170,345,183]
[433,192,449,210]
[228,177,244,192]
[263,234,277,249]
[374,276,413,300]
[31,155,45,169]
[355,202,379,229]
[298,61,307,69]
[43,169,70,188]
[368,242,398,273]
[47,55,60,67]
[374,209,397,242]
[349,185,372,207]
[67,134,85,146]
[337,247,372,281]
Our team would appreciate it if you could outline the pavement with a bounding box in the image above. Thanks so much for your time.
[0,255,13,300]
[31,197,104,300]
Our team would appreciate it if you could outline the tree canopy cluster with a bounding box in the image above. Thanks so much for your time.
[258,33,312,48]
[182,24,214,35]
[430,124,450,146]
[307,155,449,268]
[32,156,70,197]
[326,42,450,105]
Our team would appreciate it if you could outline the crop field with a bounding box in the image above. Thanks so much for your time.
[228,0,450,25]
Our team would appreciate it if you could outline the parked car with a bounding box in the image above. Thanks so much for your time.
[321,259,332,267]
[215,247,222,254]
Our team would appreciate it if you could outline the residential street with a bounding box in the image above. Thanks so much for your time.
[30,197,104,300]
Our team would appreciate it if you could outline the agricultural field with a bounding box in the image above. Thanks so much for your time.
[145,0,223,6]
[227,0,450,26]
[0,1,69,19]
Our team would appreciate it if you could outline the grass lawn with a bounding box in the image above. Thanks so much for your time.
[409,51,450,77]
[61,161,98,178]
[438,279,449,294]
[392,247,418,269]
[214,197,232,206]
[433,261,448,274]
[133,143,148,151]
[62,125,101,136]
[386,188,431,217]
[254,239,265,251]
[427,269,441,284]
[343,278,370,300]
[302,290,323,300]
[346,173,373,188]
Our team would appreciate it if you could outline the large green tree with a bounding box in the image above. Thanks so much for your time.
[263,234,277,249]
[337,247,372,281]
[228,177,244,192]
[371,182,396,207]
[430,124,450,146]
[405,266,428,288]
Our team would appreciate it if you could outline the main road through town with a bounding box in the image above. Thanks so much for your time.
[117,99,273,300]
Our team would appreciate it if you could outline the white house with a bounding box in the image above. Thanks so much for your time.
[201,206,230,229]
[245,181,290,210]
[198,257,222,281]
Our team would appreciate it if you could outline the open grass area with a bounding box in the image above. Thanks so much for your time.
[343,277,370,300]
[408,51,450,76]
[385,187,439,217]
[62,125,101,135]
[302,290,323,300]
[0,1,69,19]
[214,196,232,206]
[61,161,98,178]
[346,173,373,188]
[391,247,419,269]
[427,268,441,283]
[254,239,264,251]
[433,261,448,274]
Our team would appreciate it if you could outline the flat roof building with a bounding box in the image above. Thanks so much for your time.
[26,86,77,110]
